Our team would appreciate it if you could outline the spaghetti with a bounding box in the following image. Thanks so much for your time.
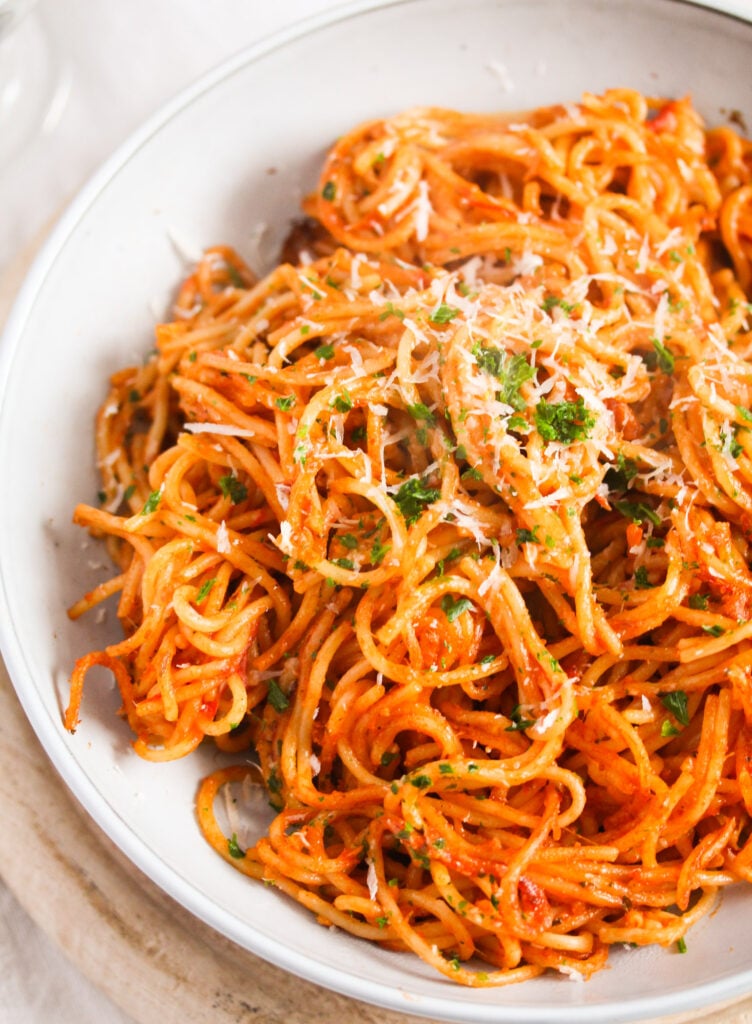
[67,89,752,985]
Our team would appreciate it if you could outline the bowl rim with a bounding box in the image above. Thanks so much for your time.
[2,0,752,1020]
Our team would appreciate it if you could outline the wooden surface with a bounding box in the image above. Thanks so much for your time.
[2,234,752,1024]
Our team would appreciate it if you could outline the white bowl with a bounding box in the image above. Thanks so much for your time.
[2,1,752,1020]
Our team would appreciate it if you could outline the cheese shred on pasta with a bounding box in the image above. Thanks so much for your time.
[67,90,752,985]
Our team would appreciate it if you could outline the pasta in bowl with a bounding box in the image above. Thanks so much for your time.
[65,89,752,987]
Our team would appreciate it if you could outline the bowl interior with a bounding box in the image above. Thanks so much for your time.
[2,0,752,1020]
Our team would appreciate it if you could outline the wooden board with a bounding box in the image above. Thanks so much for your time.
[2,235,752,1024]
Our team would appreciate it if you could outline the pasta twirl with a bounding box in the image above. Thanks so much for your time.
[67,90,752,985]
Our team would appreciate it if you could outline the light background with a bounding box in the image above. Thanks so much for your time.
[0,2,345,1021]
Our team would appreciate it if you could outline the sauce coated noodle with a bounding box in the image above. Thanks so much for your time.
[67,90,752,985]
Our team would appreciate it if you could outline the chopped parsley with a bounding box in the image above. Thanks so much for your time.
[534,397,595,445]
[141,490,161,515]
[429,303,461,324]
[688,593,709,610]
[472,345,536,412]
[332,389,353,413]
[605,453,639,492]
[660,690,689,727]
[370,540,391,565]
[516,526,540,545]
[218,474,248,504]
[195,578,216,604]
[321,180,336,201]
[634,566,651,589]
[314,343,335,360]
[407,402,435,424]
[378,301,404,321]
[410,774,432,789]
[392,476,441,525]
[332,557,354,570]
[440,594,473,622]
[267,678,290,713]
[650,337,675,374]
[613,500,662,527]
[274,395,295,412]
[506,705,534,732]
[542,295,576,315]
[227,833,246,859]
[702,624,725,637]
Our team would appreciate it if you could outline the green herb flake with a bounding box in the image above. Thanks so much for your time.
[506,705,534,731]
[542,295,576,315]
[410,774,432,789]
[195,578,216,604]
[370,540,391,565]
[378,301,404,322]
[227,832,246,859]
[472,345,536,412]
[429,303,461,325]
[440,594,473,622]
[332,389,353,414]
[660,690,689,727]
[677,937,688,954]
[651,337,675,374]
[613,500,662,527]
[141,490,161,515]
[315,342,335,360]
[634,566,651,589]
[218,474,248,504]
[535,397,596,445]
[507,414,529,432]
[407,402,435,424]
[267,678,290,713]
[392,476,441,525]
[322,181,336,201]
[275,395,296,412]
[702,624,725,637]
[605,452,639,492]
[332,557,354,570]
[661,720,680,738]
[689,593,709,610]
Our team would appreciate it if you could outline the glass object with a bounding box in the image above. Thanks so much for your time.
[0,0,63,166]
